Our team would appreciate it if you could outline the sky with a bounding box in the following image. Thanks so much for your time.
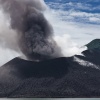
[44,0,100,45]
[42,0,100,56]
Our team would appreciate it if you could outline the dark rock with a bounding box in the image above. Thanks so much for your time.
[0,49,100,97]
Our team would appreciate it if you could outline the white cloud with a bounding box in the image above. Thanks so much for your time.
[54,34,87,56]
[89,17,100,22]
[44,6,100,57]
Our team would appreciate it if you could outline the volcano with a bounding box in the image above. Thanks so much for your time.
[0,39,100,97]
[0,0,100,98]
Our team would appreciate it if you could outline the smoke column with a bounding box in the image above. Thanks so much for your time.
[0,0,62,62]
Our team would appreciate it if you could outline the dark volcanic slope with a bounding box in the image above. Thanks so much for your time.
[0,49,100,97]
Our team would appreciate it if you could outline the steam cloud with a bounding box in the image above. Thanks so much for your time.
[0,0,62,61]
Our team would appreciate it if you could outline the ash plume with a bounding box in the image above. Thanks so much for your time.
[0,0,62,61]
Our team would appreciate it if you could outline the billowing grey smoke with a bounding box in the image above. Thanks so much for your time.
[0,0,62,61]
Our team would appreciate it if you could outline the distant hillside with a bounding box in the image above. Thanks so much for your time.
[86,39,100,50]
